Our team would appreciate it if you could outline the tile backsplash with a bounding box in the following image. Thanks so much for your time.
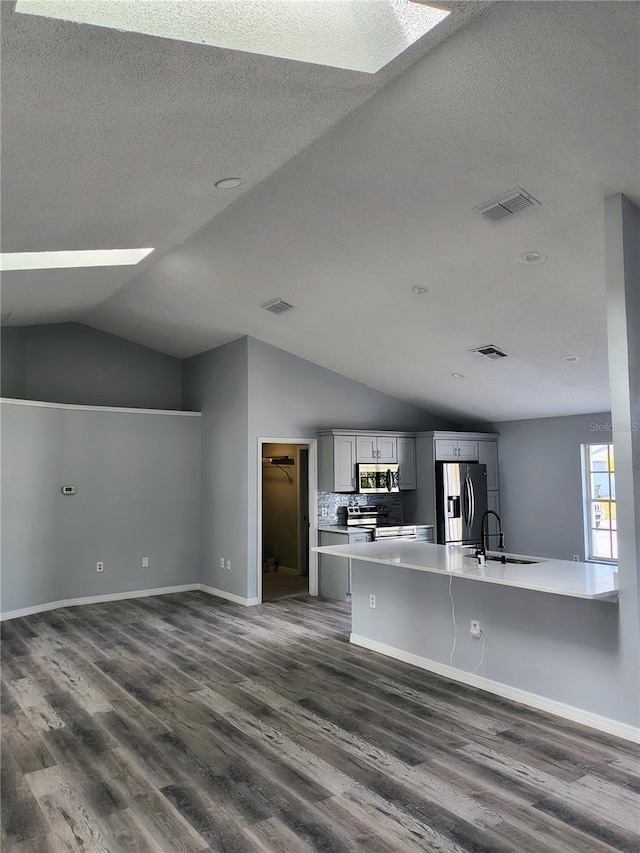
[317,492,403,525]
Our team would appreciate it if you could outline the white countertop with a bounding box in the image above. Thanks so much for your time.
[313,541,618,601]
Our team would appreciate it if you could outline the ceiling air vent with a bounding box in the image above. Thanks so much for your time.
[470,344,509,360]
[474,188,540,223]
[261,298,295,315]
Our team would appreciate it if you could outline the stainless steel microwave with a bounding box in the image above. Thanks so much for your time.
[357,463,400,494]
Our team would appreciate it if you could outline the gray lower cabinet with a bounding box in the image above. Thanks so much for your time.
[318,529,372,601]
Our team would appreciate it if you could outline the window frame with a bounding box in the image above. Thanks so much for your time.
[581,442,617,564]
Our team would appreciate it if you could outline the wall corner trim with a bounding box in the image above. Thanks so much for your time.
[0,583,259,621]
[350,633,640,744]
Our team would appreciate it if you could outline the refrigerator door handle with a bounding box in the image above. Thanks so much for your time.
[462,478,468,528]
[468,475,475,531]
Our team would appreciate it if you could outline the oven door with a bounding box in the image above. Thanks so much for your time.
[357,464,400,494]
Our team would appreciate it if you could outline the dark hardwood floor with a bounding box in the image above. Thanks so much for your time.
[262,571,309,602]
[1,591,638,852]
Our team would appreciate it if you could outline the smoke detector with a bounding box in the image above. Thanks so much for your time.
[261,298,295,315]
[474,188,540,223]
[470,344,509,360]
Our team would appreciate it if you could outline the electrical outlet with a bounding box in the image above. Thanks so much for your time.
[321,507,328,518]
[142,557,149,568]
[573,554,580,561]
[96,561,104,573]
[369,594,376,609]
[226,560,232,571]
[470,619,481,638]
[219,557,225,568]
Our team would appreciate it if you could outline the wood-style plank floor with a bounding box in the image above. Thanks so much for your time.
[2,591,639,852]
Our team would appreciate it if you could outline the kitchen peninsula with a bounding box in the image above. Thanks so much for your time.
[313,540,633,741]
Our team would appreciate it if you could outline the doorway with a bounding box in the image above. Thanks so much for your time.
[258,439,317,603]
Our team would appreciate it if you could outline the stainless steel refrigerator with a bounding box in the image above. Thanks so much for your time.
[435,462,488,545]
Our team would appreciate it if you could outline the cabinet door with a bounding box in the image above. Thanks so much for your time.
[376,436,397,464]
[397,437,416,490]
[478,441,499,490]
[355,436,377,463]
[457,440,478,461]
[334,436,357,492]
[434,439,459,461]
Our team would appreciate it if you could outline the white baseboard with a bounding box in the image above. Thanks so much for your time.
[350,633,640,745]
[0,583,260,621]
[199,584,259,607]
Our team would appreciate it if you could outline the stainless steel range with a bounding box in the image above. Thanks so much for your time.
[343,506,433,542]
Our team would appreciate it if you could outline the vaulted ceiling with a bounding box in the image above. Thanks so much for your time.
[2,1,639,421]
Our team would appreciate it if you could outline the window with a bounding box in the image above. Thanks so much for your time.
[582,444,617,562]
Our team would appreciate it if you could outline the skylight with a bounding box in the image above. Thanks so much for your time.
[0,248,154,271]
[14,1,450,74]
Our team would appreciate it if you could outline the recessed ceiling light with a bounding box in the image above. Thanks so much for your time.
[0,248,154,271]
[452,373,466,379]
[215,178,242,190]
[14,1,450,74]
[517,251,547,264]
[561,355,580,362]
[412,286,430,295]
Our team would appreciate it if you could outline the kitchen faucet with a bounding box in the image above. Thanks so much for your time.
[479,510,505,558]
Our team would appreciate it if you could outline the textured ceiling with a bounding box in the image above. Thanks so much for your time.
[2,1,639,422]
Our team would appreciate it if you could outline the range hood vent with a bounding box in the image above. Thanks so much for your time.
[261,298,295,315]
[474,188,540,223]
[470,344,509,360]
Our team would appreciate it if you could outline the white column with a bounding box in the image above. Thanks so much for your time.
[604,193,640,728]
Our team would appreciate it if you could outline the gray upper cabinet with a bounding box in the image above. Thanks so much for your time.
[318,434,357,492]
[397,436,417,490]
[356,435,397,463]
[434,438,478,461]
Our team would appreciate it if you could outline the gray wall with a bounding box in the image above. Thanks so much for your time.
[1,323,182,410]
[0,327,27,399]
[1,401,201,614]
[246,337,459,599]
[182,337,250,597]
[182,335,457,602]
[492,412,611,561]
